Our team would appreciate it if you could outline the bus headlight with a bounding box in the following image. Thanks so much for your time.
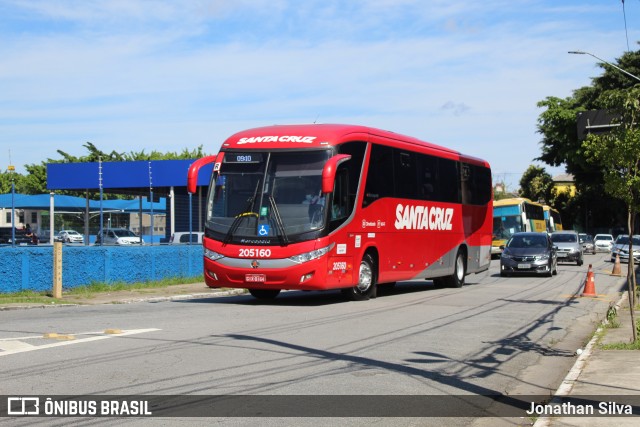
[204,248,224,261]
[288,243,334,264]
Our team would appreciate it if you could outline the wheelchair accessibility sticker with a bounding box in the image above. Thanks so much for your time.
[258,224,270,236]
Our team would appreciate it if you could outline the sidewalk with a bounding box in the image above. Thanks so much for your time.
[535,292,640,426]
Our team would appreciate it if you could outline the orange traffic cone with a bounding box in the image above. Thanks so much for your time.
[611,254,622,276]
[581,264,597,297]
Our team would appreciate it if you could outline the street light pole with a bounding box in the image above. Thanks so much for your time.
[568,50,640,83]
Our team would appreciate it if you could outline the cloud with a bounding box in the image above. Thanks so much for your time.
[440,101,471,116]
[0,0,639,179]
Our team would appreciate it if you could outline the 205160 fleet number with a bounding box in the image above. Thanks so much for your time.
[239,248,272,258]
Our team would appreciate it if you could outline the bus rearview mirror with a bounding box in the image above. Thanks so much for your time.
[321,154,351,193]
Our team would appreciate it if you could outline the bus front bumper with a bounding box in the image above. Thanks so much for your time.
[202,255,355,291]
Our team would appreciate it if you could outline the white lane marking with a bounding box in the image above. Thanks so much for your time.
[0,340,35,351]
[0,329,161,357]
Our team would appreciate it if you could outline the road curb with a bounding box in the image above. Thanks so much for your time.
[0,303,81,311]
[532,291,628,427]
[0,288,248,311]
[117,289,248,304]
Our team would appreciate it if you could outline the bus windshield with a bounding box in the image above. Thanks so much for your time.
[492,214,523,240]
[206,150,332,243]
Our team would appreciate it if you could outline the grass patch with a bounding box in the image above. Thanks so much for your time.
[605,319,621,329]
[0,275,204,305]
[600,318,640,350]
[604,304,621,329]
[601,341,640,350]
[0,290,67,305]
[68,275,204,295]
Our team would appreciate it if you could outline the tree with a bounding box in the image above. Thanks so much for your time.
[0,171,23,194]
[583,86,640,342]
[536,49,640,231]
[538,49,640,173]
[8,143,211,195]
[17,164,48,194]
[519,165,553,203]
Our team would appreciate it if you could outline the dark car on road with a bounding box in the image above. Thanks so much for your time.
[500,232,558,277]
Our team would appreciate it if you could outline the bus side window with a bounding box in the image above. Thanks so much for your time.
[438,158,461,204]
[363,144,394,207]
[461,162,492,205]
[395,151,417,199]
[331,169,349,220]
[418,154,437,201]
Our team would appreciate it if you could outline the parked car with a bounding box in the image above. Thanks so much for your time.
[55,229,84,244]
[96,228,144,245]
[37,230,50,244]
[550,230,584,266]
[579,233,596,255]
[610,235,640,263]
[499,232,558,277]
[170,231,204,244]
[593,234,614,253]
[0,227,32,245]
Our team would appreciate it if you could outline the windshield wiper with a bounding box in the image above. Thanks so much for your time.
[268,195,289,246]
[222,179,261,245]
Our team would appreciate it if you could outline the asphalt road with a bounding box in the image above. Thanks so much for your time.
[0,253,627,426]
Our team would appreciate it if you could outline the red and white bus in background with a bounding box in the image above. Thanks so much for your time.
[188,124,492,301]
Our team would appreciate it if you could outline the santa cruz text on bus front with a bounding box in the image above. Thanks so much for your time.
[237,135,317,144]
[394,204,455,231]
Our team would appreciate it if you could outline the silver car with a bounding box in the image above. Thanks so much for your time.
[610,235,640,263]
[579,233,596,255]
[550,230,584,266]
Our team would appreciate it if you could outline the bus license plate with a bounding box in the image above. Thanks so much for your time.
[245,274,266,283]
[517,263,531,269]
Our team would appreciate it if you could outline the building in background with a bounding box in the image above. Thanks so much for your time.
[552,174,576,197]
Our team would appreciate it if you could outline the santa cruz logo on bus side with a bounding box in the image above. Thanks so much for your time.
[394,204,454,231]
[237,136,317,144]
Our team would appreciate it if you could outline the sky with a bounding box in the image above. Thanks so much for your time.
[2,0,640,191]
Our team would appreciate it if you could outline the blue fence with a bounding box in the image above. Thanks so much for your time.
[0,245,204,293]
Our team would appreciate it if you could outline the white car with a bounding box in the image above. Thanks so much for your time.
[96,228,144,245]
[593,234,614,252]
[170,231,204,244]
[55,230,84,244]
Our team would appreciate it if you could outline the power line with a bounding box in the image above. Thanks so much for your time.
[622,0,630,51]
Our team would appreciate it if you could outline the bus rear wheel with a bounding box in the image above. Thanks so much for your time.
[342,253,376,301]
[249,289,281,300]
[444,250,466,288]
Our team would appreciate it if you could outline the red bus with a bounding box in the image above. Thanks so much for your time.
[188,124,492,301]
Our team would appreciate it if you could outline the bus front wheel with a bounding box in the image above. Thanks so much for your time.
[249,289,281,300]
[342,253,377,301]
